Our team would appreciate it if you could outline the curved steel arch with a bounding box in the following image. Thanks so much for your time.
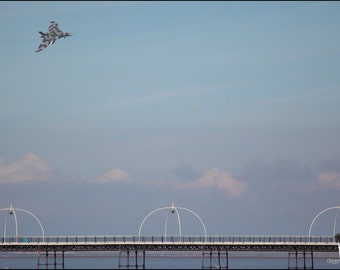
[308,206,340,241]
[138,206,181,240]
[176,206,207,240]
[138,204,207,241]
[0,204,45,242]
[334,210,339,237]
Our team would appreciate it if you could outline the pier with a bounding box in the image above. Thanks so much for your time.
[1,204,339,269]
[0,235,338,269]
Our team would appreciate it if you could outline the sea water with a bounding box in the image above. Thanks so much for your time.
[1,251,339,269]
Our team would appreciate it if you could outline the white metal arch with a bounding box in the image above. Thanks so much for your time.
[138,206,181,240]
[176,206,207,239]
[308,206,340,241]
[138,203,207,241]
[0,204,45,242]
[334,210,339,237]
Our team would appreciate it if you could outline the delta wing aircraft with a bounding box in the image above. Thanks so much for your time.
[36,21,72,52]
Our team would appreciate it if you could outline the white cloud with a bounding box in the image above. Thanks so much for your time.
[94,169,131,184]
[0,152,52,183]
[175,167,248,197]
[318,172,340,190]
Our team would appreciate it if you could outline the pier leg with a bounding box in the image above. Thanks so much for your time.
[202,250,228,269]
[55,250,65,270]
[36,250,41,269]
[127,249,130,269]
[310,251,313,269]
[288,251,314,269]
[135,250,138,269]
[136,250,145,269]
[62,251,65,270]
[46,251,48,270]
[118,249,145,269]
[304,251,313,270]
[36,250,65,270]
[36,250,49,270]
[226,251,229,269]
[54,251,57,269]
[118,250,122,269]
[201,250,208,269]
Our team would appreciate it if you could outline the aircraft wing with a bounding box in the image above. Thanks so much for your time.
[36,35,55,52]
[48,21,64,38]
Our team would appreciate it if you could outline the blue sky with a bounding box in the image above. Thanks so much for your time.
[1,1,340,237]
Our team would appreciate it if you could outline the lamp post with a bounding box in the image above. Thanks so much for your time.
[0,204,45,242]
[138,202,207,242]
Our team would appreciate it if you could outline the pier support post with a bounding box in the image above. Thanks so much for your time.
[37,250,65,270]
[202,250,228,269]
[118,249,145,269]
[288,250,313,269]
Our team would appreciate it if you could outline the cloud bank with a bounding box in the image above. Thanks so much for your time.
[0,152,52,183]
[318,172,340,189]
[175,167,248,197]
[317,157,340,190]
[94,169,131,183]
[1,152,339,195]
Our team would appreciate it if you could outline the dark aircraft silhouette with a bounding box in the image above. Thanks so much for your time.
[36,21,72,52]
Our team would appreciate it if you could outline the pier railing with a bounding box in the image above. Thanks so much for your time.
[0,235,336,244]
